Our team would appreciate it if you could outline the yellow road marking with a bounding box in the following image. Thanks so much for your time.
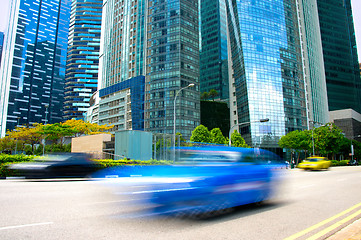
[306,208,361,240]
[284,202,361,240]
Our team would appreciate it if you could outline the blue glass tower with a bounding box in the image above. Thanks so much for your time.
[0,0,71,137]
[225,0,308,148]
[63,0,102,120]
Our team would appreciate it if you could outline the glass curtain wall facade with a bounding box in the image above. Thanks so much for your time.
[144,0,200,139]
[297,0,329,124]
[317,0,361,113]
[225,0,308,148]
[199,0,229,101]
[0,0,71,137]
[63,0,102,120]
[99,0,146,89]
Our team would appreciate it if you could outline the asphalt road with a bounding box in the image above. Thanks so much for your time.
[1,166,361,240]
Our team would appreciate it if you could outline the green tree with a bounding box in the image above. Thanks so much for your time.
[200,92,210,100]
[41,123,77,145]
[230,130,249,147]
[210,128,227,144]
[190,125,212,143]
[209,89,218,101]
[0,136,16,152]
[63,119,112,137]
[278,130,309,163]
[278,130,309,151]
[312,123,344,158]
[7,123,43,154]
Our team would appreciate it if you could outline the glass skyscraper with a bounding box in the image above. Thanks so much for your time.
[63,0,102,120]
[99,0,146,89]
[298,0,329,124]
[316,0,361,113]
[225,0,309,148]
[0,0,71,137]
[144,0,200,138]
[199,0,229,101]
[99,0,200,139]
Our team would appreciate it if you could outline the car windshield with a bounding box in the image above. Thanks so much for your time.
[306,158,323,162]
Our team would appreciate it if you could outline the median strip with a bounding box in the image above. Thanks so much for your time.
[0,222,53,230]
[284,202,361,240]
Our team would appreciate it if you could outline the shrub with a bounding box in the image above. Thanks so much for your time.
[0,154,35,163]
[0,162,20,178]
[331,160,349,166]
[0,155,172,178]
[0,154,35,178]
[93,159,172,168]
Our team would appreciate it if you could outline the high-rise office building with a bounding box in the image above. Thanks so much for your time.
[317,0,361,113]
[224,0,310,148]
[297,0,329,124]
[99,0,200,139]
[144,0,200,138]
[99,0,146,89]
[199,0,330,148]
[63,0,102,120]
[0,0,71,137]
[199,0,229,101]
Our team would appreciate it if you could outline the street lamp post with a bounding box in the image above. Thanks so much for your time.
[15,117,20,154]
[173,83,195,160]
[228,118,269,147]
[351,135,361,161]
[43,104,49,156]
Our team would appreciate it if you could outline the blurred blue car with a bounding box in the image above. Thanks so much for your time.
[97,146,284,217]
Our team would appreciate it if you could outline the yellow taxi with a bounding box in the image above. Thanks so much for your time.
[297,156,331,170]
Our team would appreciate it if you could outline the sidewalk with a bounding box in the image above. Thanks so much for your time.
[326,219,361,240]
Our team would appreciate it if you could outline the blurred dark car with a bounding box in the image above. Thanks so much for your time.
[96,146,285,217]
[8,153,98,178]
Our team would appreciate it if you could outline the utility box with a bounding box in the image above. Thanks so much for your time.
[115,130,152,160]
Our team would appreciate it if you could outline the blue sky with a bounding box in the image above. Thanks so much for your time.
[0,0,361,62]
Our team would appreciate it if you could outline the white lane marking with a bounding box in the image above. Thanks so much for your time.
[82,200,130,205]
[0,222,53,231]
[337,178,347,181]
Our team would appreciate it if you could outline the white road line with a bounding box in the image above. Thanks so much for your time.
[0,222,53,231]
[337,178,347,181]
[83,200,130,205]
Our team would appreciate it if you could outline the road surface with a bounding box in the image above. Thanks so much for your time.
[1,166,361,240]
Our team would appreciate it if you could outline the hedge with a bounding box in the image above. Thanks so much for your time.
[95,159,171,168]
[0,154,172,178]
[0,154,35,163]
[331,160,350,166]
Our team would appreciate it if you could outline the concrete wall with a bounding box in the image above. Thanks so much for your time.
[330,109,361,140]
[71,134,112,153]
